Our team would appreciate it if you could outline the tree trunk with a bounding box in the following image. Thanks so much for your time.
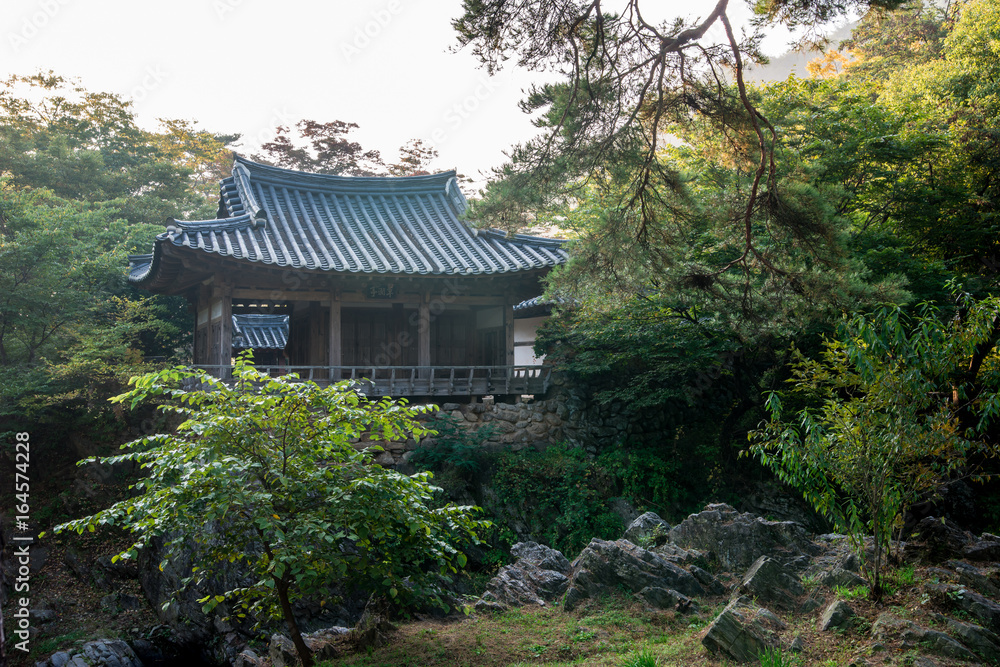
[275,577,312,667]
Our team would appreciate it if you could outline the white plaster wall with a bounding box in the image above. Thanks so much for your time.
[514,316,548,365]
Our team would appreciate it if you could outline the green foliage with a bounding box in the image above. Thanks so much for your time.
[834,585,870,601]
[489,445,623,555]
[757,646,801,667]
[620,648,658,667]
[750,293,1000,599]
[411,415,495,476]
[0,72,227,450]
[53,355,486,667]
[596,441,713,519]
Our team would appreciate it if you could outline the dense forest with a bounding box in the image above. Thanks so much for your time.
[5,0,1000,665]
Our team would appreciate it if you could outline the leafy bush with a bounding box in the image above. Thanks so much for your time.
[410,414,495,476]
[489,444,623,555]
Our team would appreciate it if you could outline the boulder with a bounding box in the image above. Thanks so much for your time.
[702,596,785,662]
[36,640,143,667]
[945,560,1000,598]
[509,542,571,574]
[637,586,696,613]
[872,613,977,662]
[269,627,349,667]
[650,542,709,567]
[669,503,815,573]
[819,600,855,632]
[905,517,972,563]
[964,533,1000,562]
[933,614,1000,662]
[233,648,267,667]
[735,556,805,612]
[926,583,1000,633]
[475,560,570,611]
[623,512,671,546]
[817,566,867,590]
[563,539,704,611]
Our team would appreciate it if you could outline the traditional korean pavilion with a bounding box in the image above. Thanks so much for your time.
[128,156,568,398]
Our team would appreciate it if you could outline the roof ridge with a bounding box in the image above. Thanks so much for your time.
[232,154,458,192]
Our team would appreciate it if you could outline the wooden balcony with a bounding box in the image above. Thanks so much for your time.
[192,364,553,397]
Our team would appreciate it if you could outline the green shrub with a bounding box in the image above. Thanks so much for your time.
[411,415,495,476]
[489,444,623,555]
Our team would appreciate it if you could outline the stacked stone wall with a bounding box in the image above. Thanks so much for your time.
[372,377,674,467]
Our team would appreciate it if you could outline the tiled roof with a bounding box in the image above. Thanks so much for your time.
[232,314,288,349]
[129,156,567,284]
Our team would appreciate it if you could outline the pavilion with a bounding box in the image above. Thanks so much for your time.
[128,156,568,398]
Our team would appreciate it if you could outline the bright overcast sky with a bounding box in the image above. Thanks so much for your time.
[2,0,799,187]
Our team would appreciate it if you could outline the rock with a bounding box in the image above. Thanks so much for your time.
[637,586,696,613]
[563,539,704,611]
[128,639,166,665]
[872,613,977,662]
[702,596,784,662]
[669,503,816,572]
[688,565,727,596]
[269,627,349,667]
[95,555,139,580]
[509,542,571,574]
[269,634,299,667]
[927,583,1000,633]
[945,560,1000,598]
[964,534,1000,562]
[739,481,830,533]
[789,635,805,653]
[475,561,570,611]
[817,566,867,590]
[30,609,57,624]
[233,648,267,667]
[933,614,1000,662]
[63,548,90,581]
[37,639,143,667]
[623,512,671,546]
[735,556,804,612]
[906,516,972,563]
[652,543,710,569]
[30,546,49,574]
[819,600,855,632]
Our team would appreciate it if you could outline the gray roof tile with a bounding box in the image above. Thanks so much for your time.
[232,314,288,350]
[130,156,567,284]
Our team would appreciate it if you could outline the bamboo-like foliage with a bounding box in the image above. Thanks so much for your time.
[750,292,1000,600]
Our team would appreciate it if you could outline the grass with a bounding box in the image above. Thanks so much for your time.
[833,584,869,601]
[319,598,712,667]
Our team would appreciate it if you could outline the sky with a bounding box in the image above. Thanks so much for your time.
[1,0,805,187]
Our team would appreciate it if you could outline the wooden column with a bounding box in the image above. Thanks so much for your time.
[328,295,341,374]
[418,297,431,372]
[214,281,233,376]
[504,300,515,366]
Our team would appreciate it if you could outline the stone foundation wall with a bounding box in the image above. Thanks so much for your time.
[373,380,674,468]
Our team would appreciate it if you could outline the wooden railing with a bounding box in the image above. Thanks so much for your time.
[191,365,552,397]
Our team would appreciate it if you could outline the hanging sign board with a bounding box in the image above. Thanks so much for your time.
[366,283,397,299]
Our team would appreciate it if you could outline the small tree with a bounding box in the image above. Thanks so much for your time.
[53,355,485,666]
[750,296,1000,600]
